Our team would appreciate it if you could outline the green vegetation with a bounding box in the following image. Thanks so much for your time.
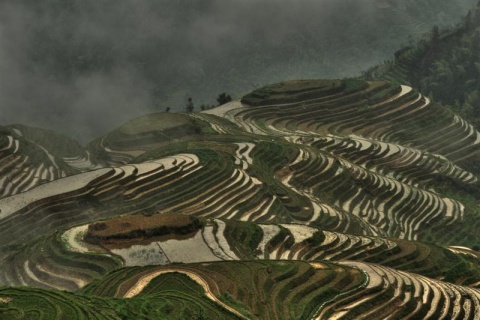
[9,124,84,158]
[5,257,477,319]
[0,280,239,320]
[134,272,242,319]
[366,1,480,129]
[0,232,122,291]
[343,78,368,94]
[81,261,366,320]
[0,287,120,320]
[223,220,263,258]
[216,93,233,106]
[242,79,343,106]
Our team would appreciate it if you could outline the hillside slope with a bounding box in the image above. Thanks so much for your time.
[2,260,479,320]
[0,78,479,319]
[0,125,92,198]
[366,1,480,129]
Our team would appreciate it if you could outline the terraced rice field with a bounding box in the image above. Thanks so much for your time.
[4,217,479,294]
[0,78,479,319]
[69,261,480,319]
[4,260,478,319]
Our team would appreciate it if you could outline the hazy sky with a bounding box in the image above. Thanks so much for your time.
[0,0,475,143]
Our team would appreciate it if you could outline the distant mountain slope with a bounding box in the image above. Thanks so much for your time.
[366,1,480,129]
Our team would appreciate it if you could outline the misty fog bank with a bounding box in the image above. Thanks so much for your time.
[0,0,476,143]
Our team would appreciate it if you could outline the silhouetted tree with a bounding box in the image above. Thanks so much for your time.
[165,107,170,112]
[216,93,232,106]
[186,97,194,113]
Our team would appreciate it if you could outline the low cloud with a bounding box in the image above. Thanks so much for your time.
[0,0,475,143]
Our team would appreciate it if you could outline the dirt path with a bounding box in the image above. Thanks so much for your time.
[37,144,59,170]
[310,262,329,270]
[123,269,248,319]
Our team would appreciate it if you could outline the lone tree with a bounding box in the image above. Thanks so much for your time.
[216,93,232,106]
[186,97,194,113]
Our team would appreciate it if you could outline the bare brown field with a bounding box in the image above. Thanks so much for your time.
[86,213,202,242]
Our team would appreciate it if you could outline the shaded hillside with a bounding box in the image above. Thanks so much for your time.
[366,1,480,128]
[87,112,213,165]
[0,125,88,198]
